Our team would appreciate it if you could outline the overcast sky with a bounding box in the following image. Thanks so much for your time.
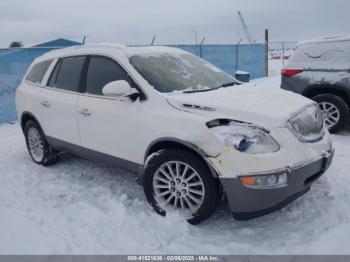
[0,0,349,47]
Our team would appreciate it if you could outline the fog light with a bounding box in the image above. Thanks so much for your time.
[240,173,288,189]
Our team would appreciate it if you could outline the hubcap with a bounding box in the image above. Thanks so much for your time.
[152,161,205,213]
[318,102,340,129]
[27,127,44,162]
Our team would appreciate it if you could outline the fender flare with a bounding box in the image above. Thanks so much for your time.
[144,137,220,178]
[20,111,45,135]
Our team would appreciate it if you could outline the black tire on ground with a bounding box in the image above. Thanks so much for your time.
[143,149,219,225]
[312,93,349,133]
[24,120,59,166]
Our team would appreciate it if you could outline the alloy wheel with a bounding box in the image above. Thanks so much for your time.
[27,127,45,162]
[152,161,205,213]
[318,102,340,129]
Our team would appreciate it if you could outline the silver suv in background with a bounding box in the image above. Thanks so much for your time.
[281,36,350,133]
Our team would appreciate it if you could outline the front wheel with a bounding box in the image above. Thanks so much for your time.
[312,94,349,133]
[143,149,219,225]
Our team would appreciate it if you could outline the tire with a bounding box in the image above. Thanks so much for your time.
[24,120,59,166]
[143,149,219,225]
[312,94,349,133]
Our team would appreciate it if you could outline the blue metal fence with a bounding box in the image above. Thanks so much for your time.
[0,47,59,123]
[174,44,265,79]
[0,44,265,123]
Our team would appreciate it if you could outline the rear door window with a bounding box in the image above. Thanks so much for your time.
[26,60,52,84]
[48,56,86,92]
[85,56,135,95]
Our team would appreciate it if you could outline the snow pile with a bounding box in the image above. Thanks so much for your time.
[0,121,350,254]
[0,76,350,254]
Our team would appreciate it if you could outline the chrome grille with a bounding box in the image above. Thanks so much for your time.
[288,105,325,143]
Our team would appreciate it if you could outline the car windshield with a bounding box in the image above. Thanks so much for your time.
[129,52,238,93]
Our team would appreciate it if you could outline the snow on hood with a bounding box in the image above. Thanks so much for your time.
[165,78,314,128]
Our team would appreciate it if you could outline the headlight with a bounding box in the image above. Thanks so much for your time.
[210,122,280,154]
[240,172,288,189]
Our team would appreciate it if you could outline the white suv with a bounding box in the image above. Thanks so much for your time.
[16,44,334,224]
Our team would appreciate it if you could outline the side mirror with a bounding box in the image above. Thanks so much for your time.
[102,80,139,100]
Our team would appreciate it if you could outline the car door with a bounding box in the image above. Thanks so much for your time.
[77,56,143,167]
[39,56,86,145]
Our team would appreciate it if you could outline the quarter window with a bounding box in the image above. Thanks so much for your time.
[85,57,134,95]
[26,60,52,83]
[48,61,60,87]
[48,56,85,92]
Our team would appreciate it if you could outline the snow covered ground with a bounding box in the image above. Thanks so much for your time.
[1,76,350,255]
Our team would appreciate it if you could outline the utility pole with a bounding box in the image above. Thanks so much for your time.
[265,29,269,77]
[82,35,86,45]
[282,41,285,65]
[235,39,242,72]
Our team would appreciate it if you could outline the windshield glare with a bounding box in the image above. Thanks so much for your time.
[129,53,237,93]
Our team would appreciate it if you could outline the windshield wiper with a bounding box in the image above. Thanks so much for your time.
[182,81,239,94]
[217,81,240,88]
[183,87,220,93]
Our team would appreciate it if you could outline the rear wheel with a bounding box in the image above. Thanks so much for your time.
[143,149,219,224]
[24,120,59,166]
[312,94,349,133]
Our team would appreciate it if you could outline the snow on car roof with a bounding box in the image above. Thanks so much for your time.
[298,35,350,46]
[125,46,186,57]
[285,35,350,71]
[34,44,186,64]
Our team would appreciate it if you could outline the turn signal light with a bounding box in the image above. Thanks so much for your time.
[240,177,255,186]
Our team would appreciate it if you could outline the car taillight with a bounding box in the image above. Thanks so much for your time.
[281,69,303,77]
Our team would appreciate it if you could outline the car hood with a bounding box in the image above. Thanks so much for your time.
[165,82,314,128]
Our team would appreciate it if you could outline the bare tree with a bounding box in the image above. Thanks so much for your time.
[9,41,23,48]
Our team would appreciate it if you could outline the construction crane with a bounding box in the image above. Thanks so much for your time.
[237,11,255,44]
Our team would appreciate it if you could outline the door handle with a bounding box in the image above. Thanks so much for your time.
[79,109,91,116]
[41,101,50,107]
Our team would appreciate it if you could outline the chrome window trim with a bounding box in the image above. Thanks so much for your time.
[26,81,137,102]
[39,85,136,102]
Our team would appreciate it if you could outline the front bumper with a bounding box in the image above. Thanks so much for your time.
[220,148,334,220]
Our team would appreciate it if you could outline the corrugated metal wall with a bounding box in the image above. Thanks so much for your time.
[0,44,265,123]
[0,48,57,123]
[174,44,265,79]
